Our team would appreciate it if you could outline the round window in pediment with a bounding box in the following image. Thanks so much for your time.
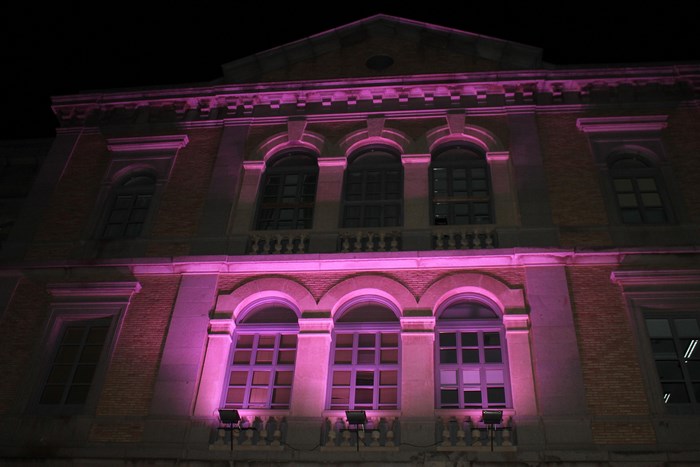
[365,54,394,71]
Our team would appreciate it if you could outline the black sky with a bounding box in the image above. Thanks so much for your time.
[2,3,698,140]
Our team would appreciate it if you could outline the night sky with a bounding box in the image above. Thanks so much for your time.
[2,3,698,140]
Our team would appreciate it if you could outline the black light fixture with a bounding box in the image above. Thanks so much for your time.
[345,410,367,451]
[218,408,241,425]
[482,409,503,451]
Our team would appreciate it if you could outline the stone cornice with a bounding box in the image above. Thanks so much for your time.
[49,65,700,129]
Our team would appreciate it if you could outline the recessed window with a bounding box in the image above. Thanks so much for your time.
[609,155,671,224]
[365,54,394,71]
[342,148,403,228]
[255,152,318,230]
[435,298,510,409]
[431,145,493,225]
[102,173,155,239]
[646,316,700,406]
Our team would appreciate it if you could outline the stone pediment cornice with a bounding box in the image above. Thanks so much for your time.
[51,65,700,128]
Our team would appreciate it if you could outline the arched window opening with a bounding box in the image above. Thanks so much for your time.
[102,173,155,239]
[431,145,492,225]
[329,300,400,410]
[342,148,403,228]
[255,152,318,230]
[609,154,670,224]
[223,302,299,410]
[435,297,510,409]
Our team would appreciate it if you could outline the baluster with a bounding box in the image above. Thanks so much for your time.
[390,233,399,252]
[458,230,468,249]
[367,232,376,251]
[371,429,381,447]
[501,416,512,446]
[250,235,260,255]
[213,428,226,447]
[357,429,366,447]
[341,429,352,446]
[456,416,469,446]
[232,428,241,446]
[447,231,456,250]
[485,231,494,248]
[435,232,444,249]
[354,231,363,252]
[438,417,451,447]
[378,232,386,252]
[471,426,482,446]
[385,418,395,447]
[258,416,268,446]
[472,230,481,249]
[262,236,271,254]
[298,233,306,253]
[341,234,350,253]
[274,234,283,254]
[284,235,294,254]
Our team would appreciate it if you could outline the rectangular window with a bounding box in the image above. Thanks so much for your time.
[646,317,700,406]
[437,330,508,409]
[224,333,297,409]
[40,317,112,406]
[330,332,399,410]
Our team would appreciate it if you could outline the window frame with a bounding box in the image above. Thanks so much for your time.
[254,151,319,231]
[100,172,157,239]
[434,298,511,410]
[341,147,403,229]
[430,144,494,226]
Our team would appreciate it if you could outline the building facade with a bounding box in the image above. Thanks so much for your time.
[1,15,699,465]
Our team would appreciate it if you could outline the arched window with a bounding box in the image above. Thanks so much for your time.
[328,299,400,410]
[609,154,671,224]
[342,148,402,228]
[222,302,299,409]
[431,145,492,225]
[435,297,510,409]
[255,152,318,230]
[102,173,156,239]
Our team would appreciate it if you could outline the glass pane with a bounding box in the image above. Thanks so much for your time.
[255,350,274,364]
[651,339,676,358]
[637,178,657,191]
[79,345,103,363]
[462,369,480,384]
[379,388,397,405]
[485,349,502,363]
[358,350,375,364]
[613,179,633,191]
[440,333,456,346]
[278,349,296,364]
[358,334,375,347]
[63,328,85,344]
[441,349,457,364]
[249,388,269,406]
[487,387,506,405]
[355,388,373,404]
[55,346,79,364]
[484,333,501,346]
[226,388,245,405]
[461,333,478,346]
[236,335,254,348]
[486,369,504,384]
[441,389,458,405]
[40,385,63,404]
[87,327,108,344]
[356,371,374,386]
[440,370,457,385]
[331,388,350,406]
[335,350,352,364]
[229,371,248,385]
[233,350,251,364]
[462,349,479,363]
[646,319,672,337]
[72,365,96,384]
[381,333,399,347]
[662,382,689,404]
[47,365,71,384]
[656,361,684,380]
[641,193,662,207]
[380,349,398,363]
[617,193,638,207]
[464,390,482,405]
[333,371,351,386]
[622,209,642,223]
[380,370,398,385]
[258,335,275,348]
[272,388,290,405]
[252,371,269,385]
[675,319,700,338]
[686,361,700,379]
[65,385,90,404]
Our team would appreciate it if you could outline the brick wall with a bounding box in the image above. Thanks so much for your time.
[567,265,656,444]
[0,279,51,414]
[27,133,110,260]
[91,275,180,442]
[146,129,221,257]
[664,108,700,223]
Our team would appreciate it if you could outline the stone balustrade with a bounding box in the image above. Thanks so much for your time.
[248,232,309,254]
[210,415,287,450]
[436,415,515,451]
[338,230,401,253]
[321,416,400,450]
[432,227,497,250]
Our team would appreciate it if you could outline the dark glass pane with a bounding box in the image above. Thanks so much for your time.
[621,209,642,223]
[226,388,245,405]
[40,385,64,404]
[336,334,353,348]
[357,350,375,364]
[484,333,501,346]
[236,335,254,348]
[656,360,684,380]
[229,371,248,385]
[355,388,373,404]
[358,334,375,347]
[440,333,456,347]
[462,349,479,363]
[440,349,457,364]
[379,370,398,385]
[485,349,502,363]
[55,346,79,364]
[280,334,297,348]
[356,371,374,386]
[63,327,85,344]
[331,388,350,406]
[334,350,352,364]
[381,333,399,347]
[686,361,700,380]
[380,349,398,363]
[233,350,251,364]
[87,326,108,344]
[651,339,676,358]
[65,385,90,404]
[662,382,690,404]
[278,349,296,364]
[72,365,96,384]
[255,350,274,364]
[379,388,397,406]
[333,371,351,386]
[441,389,458,405]
[47,365,72,384]
[461,333,478,346]
[79,345,103,363]
[487,387,506,405]
[272,388,291,405]
[463,390,482,405]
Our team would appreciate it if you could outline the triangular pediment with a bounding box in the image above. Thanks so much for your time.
[222,14,544,84]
